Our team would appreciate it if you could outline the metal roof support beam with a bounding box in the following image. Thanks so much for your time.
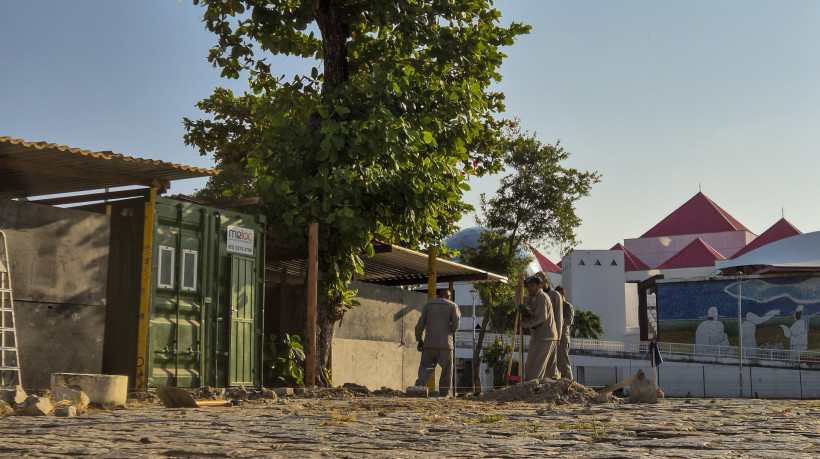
[0,158,171,191]
[29,188,151,206]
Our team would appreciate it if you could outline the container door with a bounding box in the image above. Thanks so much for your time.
[228,254,256,386]
[148,203,203,388]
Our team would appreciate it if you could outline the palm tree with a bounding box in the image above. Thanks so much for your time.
[571,310,604,339]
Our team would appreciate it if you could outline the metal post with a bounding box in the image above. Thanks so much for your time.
[470,289,477,393]
[737,274,743,398]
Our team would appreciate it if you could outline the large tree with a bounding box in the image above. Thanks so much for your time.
[184,0,529,385]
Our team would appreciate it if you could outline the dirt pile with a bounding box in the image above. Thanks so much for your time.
[476,378,607,404]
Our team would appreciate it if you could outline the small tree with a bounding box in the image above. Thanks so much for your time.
[571,309,604,339]
[460,229,530,391]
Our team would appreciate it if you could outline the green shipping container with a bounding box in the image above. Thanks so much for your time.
[101,195,265,389]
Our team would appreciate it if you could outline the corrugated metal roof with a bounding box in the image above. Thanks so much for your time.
[0,136,216,199]
[266,243,507,286]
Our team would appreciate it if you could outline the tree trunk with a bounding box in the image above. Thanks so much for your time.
[471,313,491,393]
[313,0,349,94]
[315,296,338,386]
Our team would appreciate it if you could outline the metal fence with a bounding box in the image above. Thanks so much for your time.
[455,332,820,366]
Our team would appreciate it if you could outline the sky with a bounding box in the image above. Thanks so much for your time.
[3,1,820,260]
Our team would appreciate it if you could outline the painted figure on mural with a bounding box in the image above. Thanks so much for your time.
[695,307,730,354]
[741,309,779,358]
[781,305,809,358]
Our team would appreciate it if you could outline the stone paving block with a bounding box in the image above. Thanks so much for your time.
[406,386,428,398]
[273,387,293,396]
[52,387,90,408]
[54,405,77,417]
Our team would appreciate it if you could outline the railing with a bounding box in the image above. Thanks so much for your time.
[454,332,820,366]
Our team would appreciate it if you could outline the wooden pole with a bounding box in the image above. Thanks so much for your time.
[135,187,156,392]
[426,245,437,391]
[506,275,525,380]
[305,222,318,388]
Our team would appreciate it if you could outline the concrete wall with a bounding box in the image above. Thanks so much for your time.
[573,354,820,399]
[331,281,427,390]
[562,250,639,341]
[0,199,109,389]
[624,230,755,269]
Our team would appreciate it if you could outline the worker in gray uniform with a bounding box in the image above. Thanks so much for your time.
[520,276,557,381]
[555,286,574,379]
[415,288,461,396]
[535,271,563,379]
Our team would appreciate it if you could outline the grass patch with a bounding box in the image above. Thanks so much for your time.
[320,410,357,425]
[477,414,505,423]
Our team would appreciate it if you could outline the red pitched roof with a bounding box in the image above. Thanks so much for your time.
[657,238,726,269]
[731,218,802,258]
[641,192,750,237]
[610,243,651,271]
[527,244,562,273]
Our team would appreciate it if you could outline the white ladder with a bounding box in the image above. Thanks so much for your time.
[0,230,21,387]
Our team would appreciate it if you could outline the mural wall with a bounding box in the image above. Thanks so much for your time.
[657,275,818,358]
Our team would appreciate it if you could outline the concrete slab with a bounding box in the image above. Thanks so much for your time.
[51,373,127,407]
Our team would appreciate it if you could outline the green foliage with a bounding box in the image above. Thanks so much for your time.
[481,338,512,368]
[193,161,257,203]
[184,2,530,343]
[460,229,531,334]
[479,121,602,255]
[481,338,518,387]
[571,310,604,339]
[265,333,306,387]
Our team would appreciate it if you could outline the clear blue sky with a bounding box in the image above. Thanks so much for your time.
[3,1,820,260]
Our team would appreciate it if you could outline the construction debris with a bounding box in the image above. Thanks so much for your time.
[54,405,77,417]
[1,385,27,406]
[477,378,607,404]
[52,387,90,408]
[405,386,428,398]
[628,370,661,404]
[17,395,53,416]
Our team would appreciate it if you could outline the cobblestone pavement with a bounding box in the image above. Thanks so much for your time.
[1,397,819,458]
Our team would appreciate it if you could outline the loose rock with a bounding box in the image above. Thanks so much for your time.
[17,395,53,416]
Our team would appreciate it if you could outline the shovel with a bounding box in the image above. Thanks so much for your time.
[156,387,234,408]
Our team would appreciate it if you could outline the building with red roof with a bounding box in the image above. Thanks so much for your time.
[623,192,756,268]
[730,218,801,259]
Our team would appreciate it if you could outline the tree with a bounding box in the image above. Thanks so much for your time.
[461,123,601,391]
[184,1,529,385]
[571,309,604,339]
[479,122,602,257]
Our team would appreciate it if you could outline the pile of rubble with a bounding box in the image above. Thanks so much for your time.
[476,378,610,404]
[1,385,93,417]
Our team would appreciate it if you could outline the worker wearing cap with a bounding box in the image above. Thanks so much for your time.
[520,276,558,381]
[555,286,574,380]
[414,288,461,396]
[535,271,563,379]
